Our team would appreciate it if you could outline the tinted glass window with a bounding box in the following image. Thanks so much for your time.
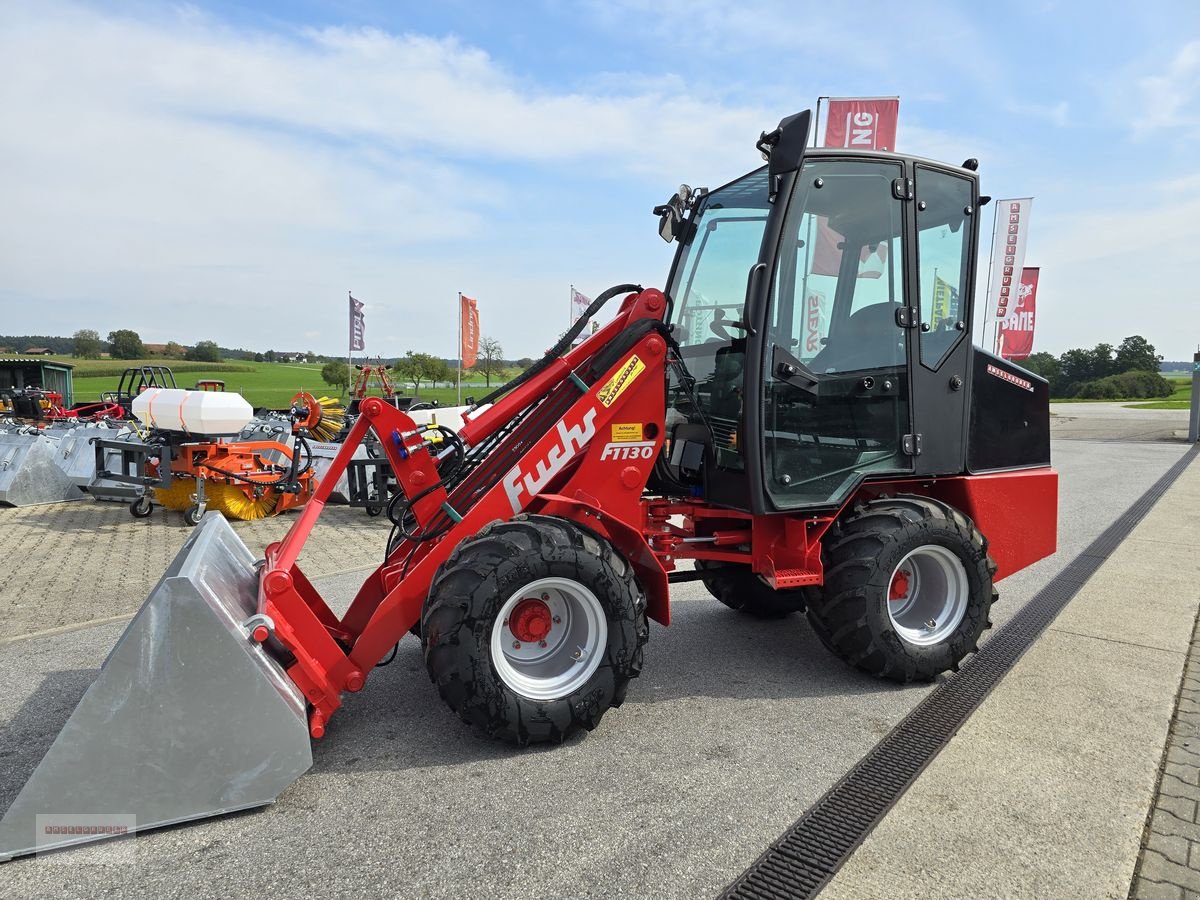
[916,168,973,368]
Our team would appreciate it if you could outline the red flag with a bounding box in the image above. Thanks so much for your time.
[811,98,900,275]
[349,294,365,351]
[823,97,899,151]
[460,295,480,369]
[997,268,1039,361]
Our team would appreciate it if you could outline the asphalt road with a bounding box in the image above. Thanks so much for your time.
[1051,401,1190,442]
[0,438,1190,898]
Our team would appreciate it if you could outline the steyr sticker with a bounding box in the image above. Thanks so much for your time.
[611,423,643,442]
[597,355,645,408]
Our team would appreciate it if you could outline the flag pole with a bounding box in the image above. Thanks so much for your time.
[347,291,353,400]
[983,202,999,354]
[457,291,463,406]
[569,283,574,331]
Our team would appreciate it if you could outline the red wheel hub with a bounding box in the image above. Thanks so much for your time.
[509,598,553,643]
[889,569,911,601]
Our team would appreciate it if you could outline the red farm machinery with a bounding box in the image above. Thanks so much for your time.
[0,110,1057,860]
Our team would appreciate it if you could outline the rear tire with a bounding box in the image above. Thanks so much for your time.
[806,496,996,682]
[694,560,811,618]
[422,514,648,745]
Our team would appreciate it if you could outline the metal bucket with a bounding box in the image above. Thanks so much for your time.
[308,440,367,503]
[50,424,137,501]
[0,514,313,861]
[0,431,85,506]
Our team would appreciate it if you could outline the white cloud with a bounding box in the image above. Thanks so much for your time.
[1133,40,1200,136]
[0,2,777,356]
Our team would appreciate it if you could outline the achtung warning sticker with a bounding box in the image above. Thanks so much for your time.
[597,355,645,408]
[611,423,643,442]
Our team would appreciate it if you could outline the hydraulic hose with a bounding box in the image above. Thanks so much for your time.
[471,282,643,410]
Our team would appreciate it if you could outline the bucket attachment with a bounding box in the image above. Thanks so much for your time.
[0,432,84,506]
[0,514,312,861]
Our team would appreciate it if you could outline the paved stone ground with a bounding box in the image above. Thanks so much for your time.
[0,500,387,640]
[1132,609,1200,900]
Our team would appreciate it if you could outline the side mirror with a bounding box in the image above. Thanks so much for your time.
[652,185,693,243]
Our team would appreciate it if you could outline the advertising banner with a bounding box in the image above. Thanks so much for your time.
[823,97,900,151]
[349,294,365,351]
[460,295,480,369]
[987,198,1034,321]
[997,267,1040,360]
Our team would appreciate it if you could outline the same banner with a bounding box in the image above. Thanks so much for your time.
[987,198,1034,321]
[349,294,365,352]
[823,97,900,151]
[997,268,1039,361]
[460,294,480,369]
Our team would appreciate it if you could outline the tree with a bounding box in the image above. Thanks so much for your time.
[254,352,264,363]
[164,341,186,359]
[1058,348,1095,388]
[107,329,146,359]
[72,329,102,359]
[1089,343,1118,379]
[395,351,450,395]
[1115,335,1162,374]
[478,336,505,386]
[321,361,350,395]
[1019,351,1061,393]
[264,349,277,363]
[185,340,221,362]
[515,357,535,370]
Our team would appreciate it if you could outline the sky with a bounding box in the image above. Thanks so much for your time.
[2,1,1199,361]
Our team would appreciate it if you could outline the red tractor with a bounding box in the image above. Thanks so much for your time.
[0,110,1057,859]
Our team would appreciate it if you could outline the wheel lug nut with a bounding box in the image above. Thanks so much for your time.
[538,640,547,648]
[553,616,561,624]
[512,641,521,649]
[541,592,550,601]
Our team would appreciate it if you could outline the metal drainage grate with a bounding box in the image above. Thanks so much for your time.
[722,445,1200,900]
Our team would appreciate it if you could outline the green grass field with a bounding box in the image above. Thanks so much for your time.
[1126,377,1192,410]
[4,355,505,408]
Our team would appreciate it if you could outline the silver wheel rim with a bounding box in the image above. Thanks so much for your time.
[490,577,607,701]
[886,545,970,647]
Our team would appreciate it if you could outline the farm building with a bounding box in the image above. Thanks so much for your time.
[0,358,75,406]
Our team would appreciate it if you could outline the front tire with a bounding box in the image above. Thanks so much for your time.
[422,515,648,745]
[806,496,996,682]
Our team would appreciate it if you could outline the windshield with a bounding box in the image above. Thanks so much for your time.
[666,168,771,470]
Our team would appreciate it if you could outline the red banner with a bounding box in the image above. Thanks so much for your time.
[997,268,1039,360]
[460,295,480,369]
[349,294,365,351]
[823,97,899,151]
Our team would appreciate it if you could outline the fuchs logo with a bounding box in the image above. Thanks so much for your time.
[503,406,599,513]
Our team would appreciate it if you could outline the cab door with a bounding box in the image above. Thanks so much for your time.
[756,157,914,510]
[906,165,979,475]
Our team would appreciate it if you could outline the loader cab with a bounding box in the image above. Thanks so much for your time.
[665,143,980,514]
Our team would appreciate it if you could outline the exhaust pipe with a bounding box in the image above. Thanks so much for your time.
[0,514,312,861]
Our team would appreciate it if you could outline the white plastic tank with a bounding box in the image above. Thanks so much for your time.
[131,389,254,435]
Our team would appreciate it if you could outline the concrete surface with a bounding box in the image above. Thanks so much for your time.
[1051,401,1190,442]
[0,439,1189,898]
[821,446,1200,899]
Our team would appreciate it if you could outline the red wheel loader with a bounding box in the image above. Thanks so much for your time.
[0,110,1057,860]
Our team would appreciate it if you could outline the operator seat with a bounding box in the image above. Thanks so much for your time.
[809,302,903,373]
